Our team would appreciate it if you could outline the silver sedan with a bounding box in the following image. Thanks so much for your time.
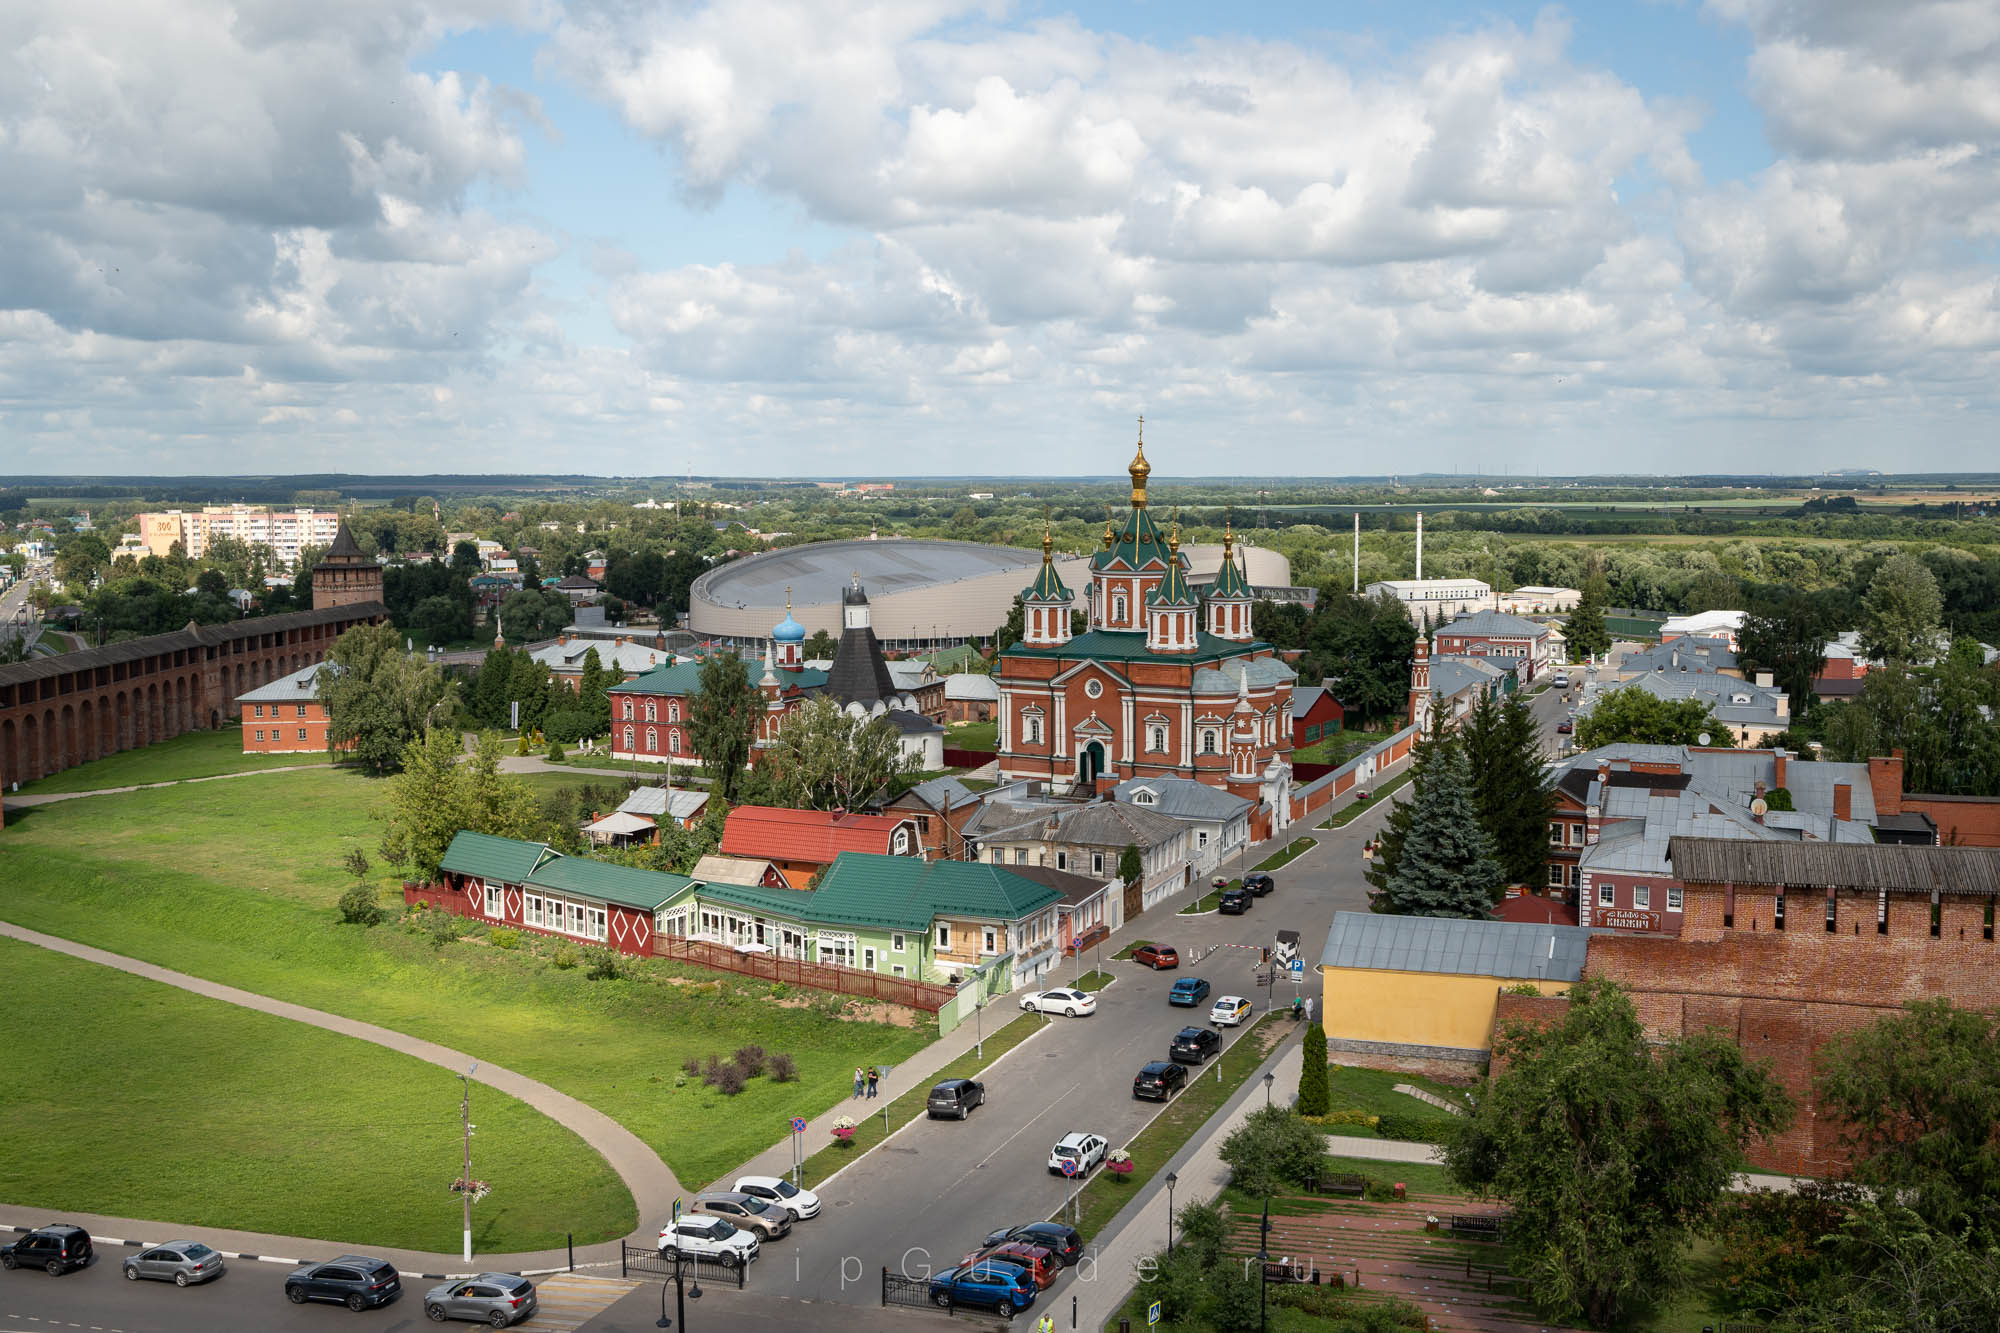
[122,1241,225,1286]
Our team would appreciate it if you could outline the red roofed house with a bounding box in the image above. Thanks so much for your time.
[719,806,924,887]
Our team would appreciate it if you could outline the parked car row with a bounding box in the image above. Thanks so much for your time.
[657,1175,828,1268]
[4,1222,537,1326]
[927,1221,1086,1317]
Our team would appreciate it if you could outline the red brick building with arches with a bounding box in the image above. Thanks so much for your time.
[0,522,385,826]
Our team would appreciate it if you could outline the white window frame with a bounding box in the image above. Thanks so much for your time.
[893,828,911,855]
[1547,864,1564,886]
[1597,883,1614,907]
[1667,885,1683,912]
[982,926,998,955]
[891,932,906,953]
[1055,850,1068,870]
[483,881,502,918]
[1634,884,1651,910]
[936,923,951,950]
[1550,822,1564,845]
[1092,852,1105,875]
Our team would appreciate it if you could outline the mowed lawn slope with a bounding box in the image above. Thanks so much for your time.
[0,937,632,1253]
[12,725,335,796]
[0,770,932,1188]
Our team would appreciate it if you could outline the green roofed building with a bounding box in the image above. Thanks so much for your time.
[422,833,1065,988]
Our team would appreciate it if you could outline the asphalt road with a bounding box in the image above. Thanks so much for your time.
[0,1250,443,1333]
[752,805,1389,1318]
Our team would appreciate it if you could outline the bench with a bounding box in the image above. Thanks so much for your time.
[1308,1173,1368,1198]
[1448,1214,1506,1241]
[1260,1258,1321,1285]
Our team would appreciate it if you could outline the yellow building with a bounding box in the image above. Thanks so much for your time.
[1318,911,1588,1071]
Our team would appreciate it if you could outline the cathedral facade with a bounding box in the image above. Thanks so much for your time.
[994,433,1295,830]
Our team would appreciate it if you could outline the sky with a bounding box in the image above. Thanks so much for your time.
[4,0,1999,479]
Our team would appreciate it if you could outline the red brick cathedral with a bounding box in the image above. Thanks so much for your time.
[995,428,1296,829]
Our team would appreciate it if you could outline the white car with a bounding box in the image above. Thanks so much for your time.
[1048,1132,1109,1177]
[732,1175,821,1220]
[658,1217,758,1268]
[1020,988,1097,1017]
[1210,995,1252,1027]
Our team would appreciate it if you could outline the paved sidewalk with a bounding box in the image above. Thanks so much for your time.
[0,921,681,1272]
[2,762,327,807]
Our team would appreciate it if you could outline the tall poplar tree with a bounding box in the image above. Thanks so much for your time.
[689,651,760,801]
[1383,740,1504,918]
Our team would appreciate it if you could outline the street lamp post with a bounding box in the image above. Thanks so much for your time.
[1164,1172,1178,1254]
[1263,1071,1275,1108]
[656,1256,702,1329]
[974,996,985,1059]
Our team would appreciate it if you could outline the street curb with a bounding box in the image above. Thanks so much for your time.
[0,1223,574,1281]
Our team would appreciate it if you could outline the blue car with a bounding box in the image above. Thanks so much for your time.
[1168,977,1211,1007]
[930,1261,1038,1317]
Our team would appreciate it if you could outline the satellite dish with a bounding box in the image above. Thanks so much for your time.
[1697,732,1712,747]
[1751,797,1769,816]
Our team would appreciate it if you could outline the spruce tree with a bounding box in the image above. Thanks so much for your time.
[1565,577,1612,661]
[1297,1023,1330,1116]
[1384,741,1504,918]
[1464,692,1558,887]
[1364,710,1450,905]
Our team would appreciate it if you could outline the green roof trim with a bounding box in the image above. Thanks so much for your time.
[1003,628,1278,664]
[1022,556,1073,604]
[615,658,828,697]
[1092,507,1173,571]
[529,856,693,912]
[806,853,1062,931]
[1147,556,1198,607]
[440,831,557,885]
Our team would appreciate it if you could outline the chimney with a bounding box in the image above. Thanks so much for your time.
[1834,783,1852,821]
[1868,753,1904,817]
[1596,760,1610,786]
[1773,748,1787,789]
[1415,511,1424,580]
[1755,670,1774,688]
[1752,779,1767,823]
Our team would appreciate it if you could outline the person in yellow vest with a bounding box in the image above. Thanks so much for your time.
[1036,1315,1053,1333]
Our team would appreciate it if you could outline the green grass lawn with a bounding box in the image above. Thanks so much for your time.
[1113,939,1154,960]
[1255,838,1316,872]
[1318,1154,1460,1197]
[945,719,997,752]
[1070,1014,1287,1241]
[1291,730,1394,765]
[1073,970,1115,991]
[1321,1067,1469,1139]
[13,724,336,795]
[0,769,933,1190]
[1321,768,1415,828]
[0,937,632,1253]
[1179,884,1228,913]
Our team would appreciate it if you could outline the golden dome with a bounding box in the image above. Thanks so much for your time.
[1129,416,1151,508]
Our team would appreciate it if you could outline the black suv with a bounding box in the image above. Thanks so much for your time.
[1243,872,1276,897]
[927,1078,986,1120]
[1218,887,1252,915]
[284,1256,401,1311]
[1169,1026,1221,1064]
[2,1225,92,1275]
[1133,1060,1188,1101]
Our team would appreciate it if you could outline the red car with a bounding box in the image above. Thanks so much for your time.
[959,1242,1060,1289]
[1131,943,1178,970]
[1556,720,1573,734]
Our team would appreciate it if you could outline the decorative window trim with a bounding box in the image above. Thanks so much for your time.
[891,932,906,953]
[1083,679,1103,699]
[1597,882,1614,907]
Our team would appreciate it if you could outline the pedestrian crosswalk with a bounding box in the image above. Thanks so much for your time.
[516,1272,640,1330]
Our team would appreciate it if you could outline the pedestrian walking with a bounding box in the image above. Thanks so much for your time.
[852,1066,865,1099]
[1037,1315,1054,1333]
[865,1065,880,1099]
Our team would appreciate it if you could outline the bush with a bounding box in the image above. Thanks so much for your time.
[546,741,566,763]
[1298,1023,1330,1116]
[1373,1112,1444,1142]
[710,1063,747,1096]
[702,1055,722,1084]
[1137,1247,1207,1323]
[1175,1200,1227,1271]
[1203,1260,1262,1333]
[551,943,579,970]
[337,883,385,926]
[1710,1184,1853,1313]
[1219,1106,1330,1197]
[583,947,624,981]
[424,905,463,949]
[682,1056,703,1077]
[489,928,519,950]
[769,1053,798,1083]
[733,1045,767,1077]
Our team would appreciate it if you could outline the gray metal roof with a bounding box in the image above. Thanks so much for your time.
[1437,610,1551,640]
[965,795,1187,849]
[694,538,1049,610]
[1621,637,1740,675]
[235,661,334,704]
[617,787,711,822]
[1319,910,1592,982]
[1667,837,2000,896]
[1111,776,1253,822]
[1291,685,1325,719]
[944,673,999,701]
[1191,656,1297,693]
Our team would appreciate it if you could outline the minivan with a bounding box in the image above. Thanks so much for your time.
[928,1078,986,1120]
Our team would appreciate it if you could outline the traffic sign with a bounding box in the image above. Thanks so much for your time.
[1071,936,1082,951]
[790,1117,808,1134]
[1289,958,1305,979]
[1062,1159,1079,1178]
[1148,1299,1161,1326]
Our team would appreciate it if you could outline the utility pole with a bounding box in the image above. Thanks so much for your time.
[460,1061,478,1264]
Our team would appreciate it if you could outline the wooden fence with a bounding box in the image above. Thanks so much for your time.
[652,936,958,1012]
